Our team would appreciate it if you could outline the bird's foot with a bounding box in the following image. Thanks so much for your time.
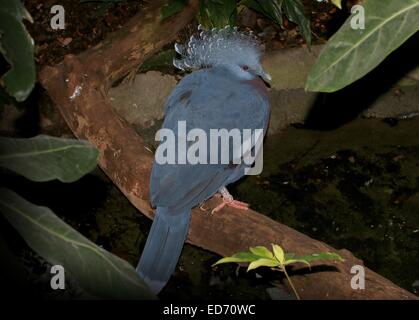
[211,187,249,214]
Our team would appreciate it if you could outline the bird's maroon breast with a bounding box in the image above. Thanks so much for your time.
[246,77,268,98]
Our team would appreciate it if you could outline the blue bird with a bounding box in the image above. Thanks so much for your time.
[136,26,271,294]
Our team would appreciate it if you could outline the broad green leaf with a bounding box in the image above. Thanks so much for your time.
[249,245,274,259]
[212,251,260,266]
[293,252,344,263]
[306,0,419,92]
[0,135,99,183]
[331,0,342,9]
[139,49,176,73]
[199,0,237,28]
[272,244,285,264]
[285,253,295,259]
[0,188,155,299]
[161,0,188,19]
[240,0,284,26]
[0,0,35,101]
[282,0,311,46]
[247,258,280,271]
[283,258,311,268]
[283,253,307,266]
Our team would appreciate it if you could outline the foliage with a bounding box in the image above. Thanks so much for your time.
[240,0,311,45]
[0,188,154,299]
[281,0,311,46]
[306,0,419,92]
[199,0,238,28]
[0,135,99,183]
[331,0,342,9]
[0,135,154,299]
[162,0,190,19]
[213,244,343,299]
[0,1,154,299]
[162,0,312,45]
[240,0,283,26]
[0,0,35,102]
[140,49,177,73]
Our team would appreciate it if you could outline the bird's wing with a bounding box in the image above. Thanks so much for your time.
[150,68,270,210]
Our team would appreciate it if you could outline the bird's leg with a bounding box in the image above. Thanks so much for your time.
[211,186,249,214]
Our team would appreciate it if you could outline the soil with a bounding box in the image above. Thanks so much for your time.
[23,0,144,66]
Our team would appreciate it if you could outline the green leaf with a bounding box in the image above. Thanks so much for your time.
[292,252,344,263]
[283,258,311,268]
[272,244,285,264]
[284,252,308,266]
[249,245,274,259]
[0,0,35,101]
[282,0,311,46]
[139,49,176,73]
[240,0,284,26]
[212,251,260,266]
[161,0,188,19]
[306,0,419,92]
[0,135,99,183]
[0,188,155,299]
[199,0,237,28]
[247,258,280,271]
[331,0,342,9]
[285,253,295,259]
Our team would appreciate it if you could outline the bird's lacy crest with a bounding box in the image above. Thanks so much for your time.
[173,25,262,71]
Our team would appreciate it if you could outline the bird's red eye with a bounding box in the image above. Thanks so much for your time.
[242,65,249,71]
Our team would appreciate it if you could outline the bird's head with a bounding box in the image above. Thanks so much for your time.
[173,25,271,83]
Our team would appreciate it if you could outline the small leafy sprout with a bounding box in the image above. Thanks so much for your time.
[212,244,344,300]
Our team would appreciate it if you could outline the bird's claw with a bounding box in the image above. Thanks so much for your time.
[211,188,249,214]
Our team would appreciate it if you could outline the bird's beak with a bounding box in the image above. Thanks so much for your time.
[258,70,272,83]
[254,69,272,87]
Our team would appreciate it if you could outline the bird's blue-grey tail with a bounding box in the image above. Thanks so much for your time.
[136,207,191,294]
